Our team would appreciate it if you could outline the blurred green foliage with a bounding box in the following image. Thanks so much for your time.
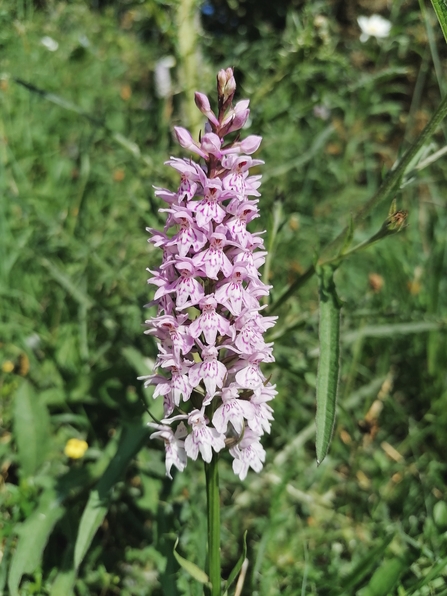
[1,0,447,594]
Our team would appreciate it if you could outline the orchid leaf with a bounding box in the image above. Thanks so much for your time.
[173,538,210,585]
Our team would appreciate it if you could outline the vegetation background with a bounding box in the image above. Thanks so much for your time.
[1,0,447,594]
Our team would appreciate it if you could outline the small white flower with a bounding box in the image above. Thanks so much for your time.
[40,36,59,52]
[357,15,391,43]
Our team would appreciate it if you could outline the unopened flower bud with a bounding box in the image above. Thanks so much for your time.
[217,67,236,109]
[222,100,251,134]
[195,92,220,127]
[174,126,194,148]
[174,126,208,159]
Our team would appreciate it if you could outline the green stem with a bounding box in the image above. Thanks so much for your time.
[269,92,447,313]
[176,0,203,139]
[205,454,221,596]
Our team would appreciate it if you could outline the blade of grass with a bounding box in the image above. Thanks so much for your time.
[431,0,447,44]
[223,532,247,596]
[421,0,446,97]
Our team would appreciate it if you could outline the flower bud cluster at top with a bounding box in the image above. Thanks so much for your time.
[140,67,277,481]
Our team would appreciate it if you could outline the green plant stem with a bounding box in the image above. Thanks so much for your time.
[176,0,203,139]
[269,92,447,313]
[205,455,221,596]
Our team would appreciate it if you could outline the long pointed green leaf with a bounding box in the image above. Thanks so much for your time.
[315,264,341,465]
[13,380,51,477]
[8,488,66,596]
[173,538,210,585]
[431,0,447,44]
[223,531,247,596]
[74,422,149,569]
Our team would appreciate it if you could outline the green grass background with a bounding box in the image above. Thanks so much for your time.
[1,0,447,594]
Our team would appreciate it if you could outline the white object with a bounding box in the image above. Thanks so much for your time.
[154,56,176,98]
[357,15,391,43]
[40,36,59,51]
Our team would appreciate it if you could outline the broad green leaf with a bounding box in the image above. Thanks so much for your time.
[340,534,394,592]
[223,531,247,596]
[8,487,66,596]
[315,264,341,464]
[173,538,210,585]
[74,422,149,569]
[362,556,408,596]
[431,0,447,44]
[13,380,51,477]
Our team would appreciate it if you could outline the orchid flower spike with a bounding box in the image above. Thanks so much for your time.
[142,68,277,480]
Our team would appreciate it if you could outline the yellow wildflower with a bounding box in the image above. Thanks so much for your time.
[64,438,89,459]
[2,361,14,373]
